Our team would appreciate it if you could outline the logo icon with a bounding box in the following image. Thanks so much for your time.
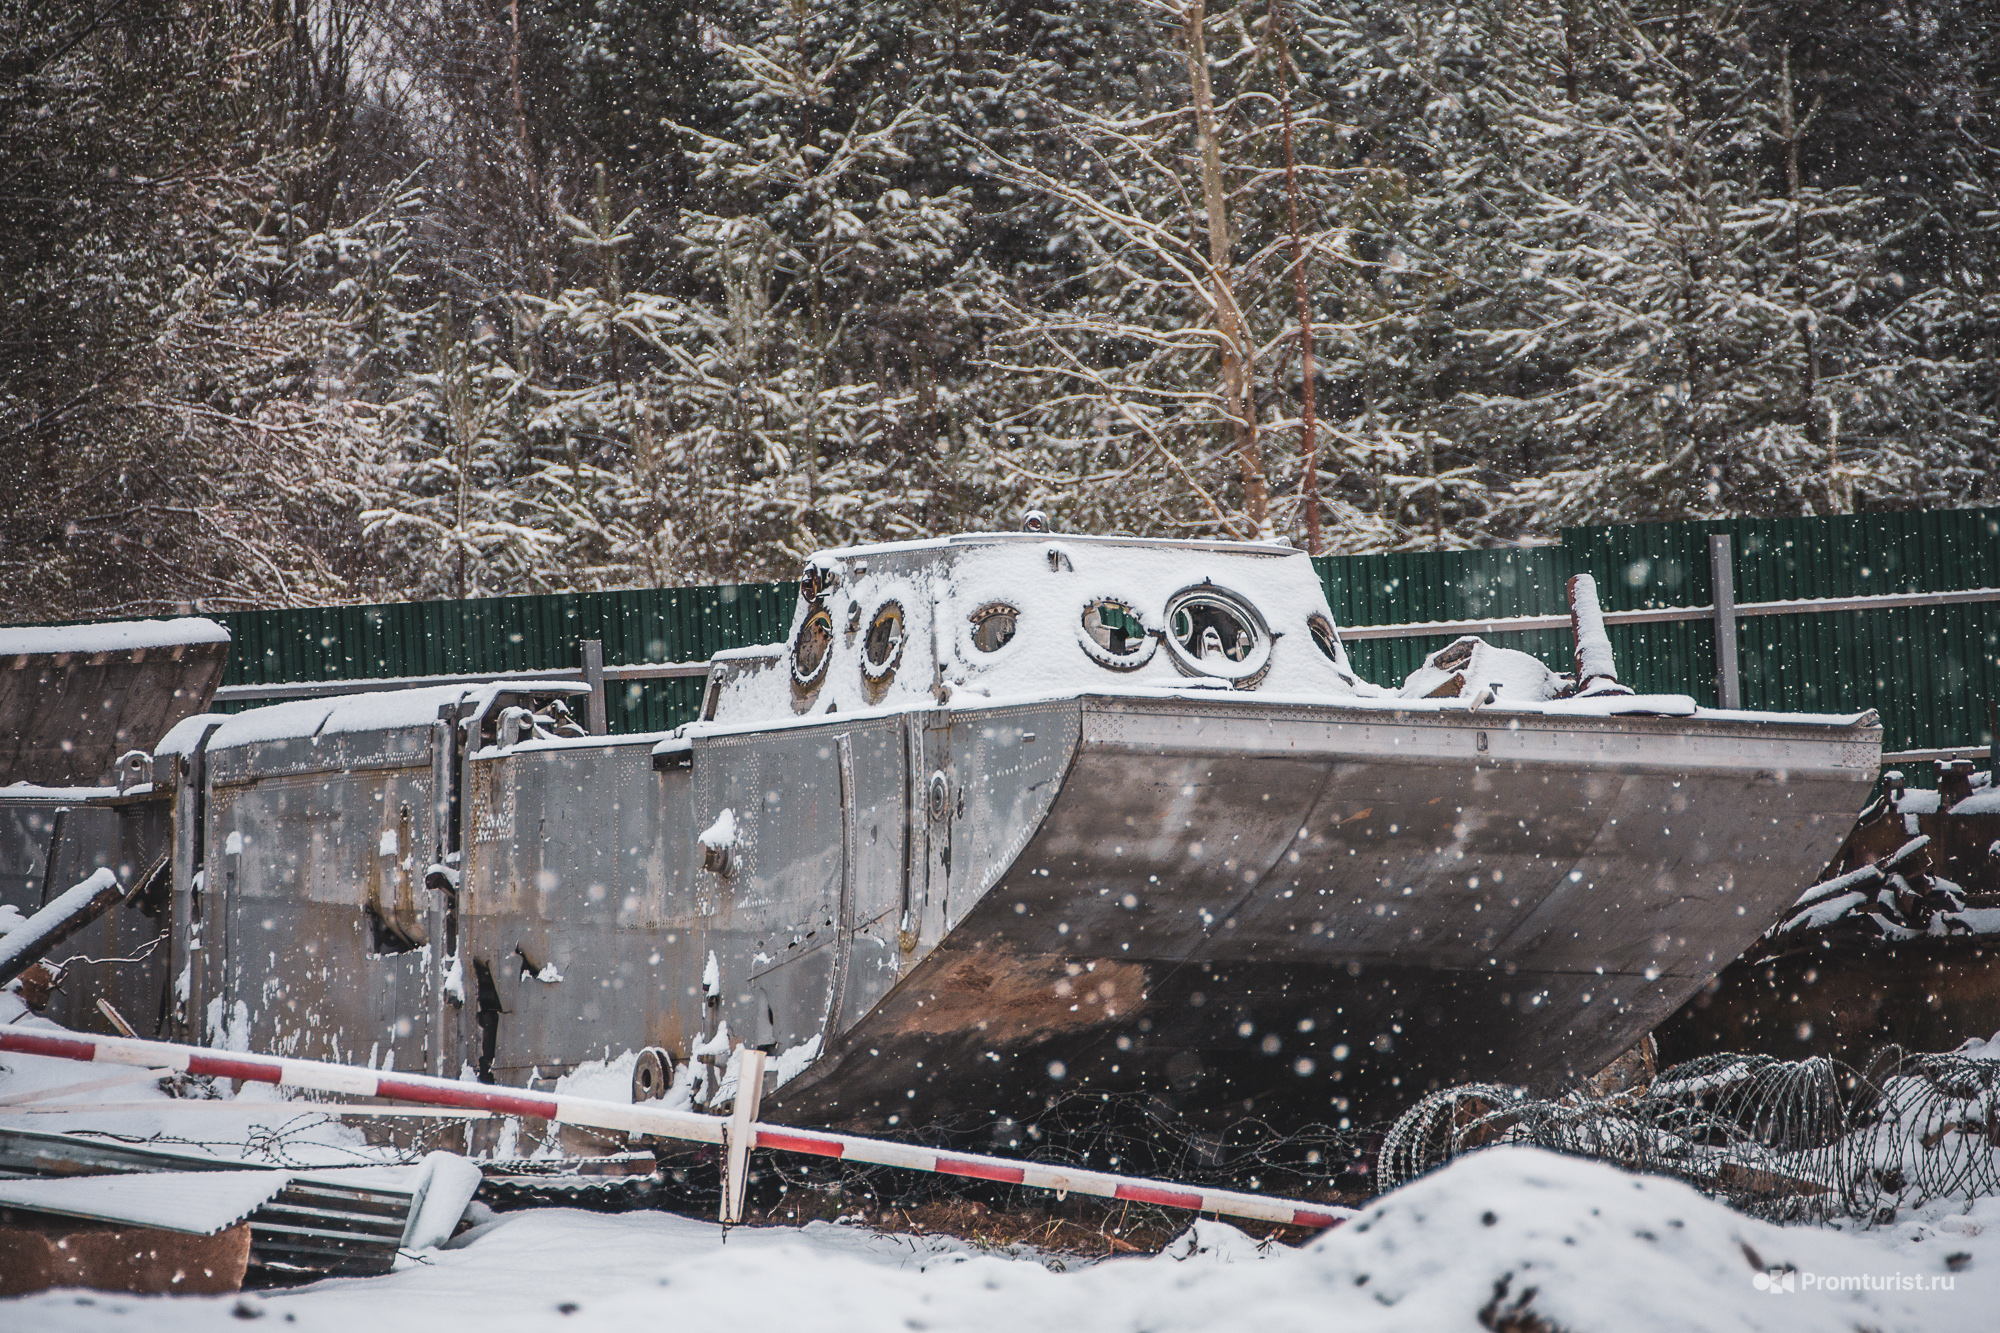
[1752,1269,1796,1294]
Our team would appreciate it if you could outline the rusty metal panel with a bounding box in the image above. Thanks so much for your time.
[458,736,698,1083]
[0,794,171,1037]
[688,719,888,1066]
[0,637,229,785]
[201,730,439,1071]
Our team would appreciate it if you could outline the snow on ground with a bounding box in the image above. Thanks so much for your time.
[1,1145,1995,1331]
[0,995,400,1168]
[6,994,1998,1330]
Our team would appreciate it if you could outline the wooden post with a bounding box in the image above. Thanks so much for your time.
[720,1046,767,1225]
[1709,535,1740,709]
[579,639,607,735]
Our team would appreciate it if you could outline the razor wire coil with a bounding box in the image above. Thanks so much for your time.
[1376,1045,2000,1224]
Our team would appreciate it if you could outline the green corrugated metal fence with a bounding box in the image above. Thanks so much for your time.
[1320,508,2000,754]
[217,582,797,734]
[214,509,2000,754]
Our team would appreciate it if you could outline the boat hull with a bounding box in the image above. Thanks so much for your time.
[144,688,1877,1135]
[771,695,1879,1128]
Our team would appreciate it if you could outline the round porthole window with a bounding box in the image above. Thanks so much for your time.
[1308,612,1360,685]
[1308,614,1342,663]
[792,603,834,687]
[969,603,1018,653]
[863,602,905,680]
[1078,599,1156,669]
[1163,586,1272,685]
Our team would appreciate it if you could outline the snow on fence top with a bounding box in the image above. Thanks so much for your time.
[0,617,230,657]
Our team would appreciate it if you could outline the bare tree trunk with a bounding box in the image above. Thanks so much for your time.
[506,0,542,206]
[1269,0,1319,553]
[1778,46,1836,512]
[1182,0,1267,536]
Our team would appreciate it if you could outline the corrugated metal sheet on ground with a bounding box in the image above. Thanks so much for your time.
[0,1170,289,1235]
[0,1129,426,1274]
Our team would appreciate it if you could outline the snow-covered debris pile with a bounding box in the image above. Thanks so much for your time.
[1399,634,1569,703]
[1764,764,2000,945]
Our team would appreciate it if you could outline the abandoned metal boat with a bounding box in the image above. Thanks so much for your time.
[3,534,1882,1131]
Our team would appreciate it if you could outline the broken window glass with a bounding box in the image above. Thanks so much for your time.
[1082,600,1148,657]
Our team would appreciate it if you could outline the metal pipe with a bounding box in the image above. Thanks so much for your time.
[602,662,712,681]
[1337,586,2000,641]
[1710,534,1741,710]
[0,1028,1352,1232]
[213,661,713,704]
[0,869,127,988]
[215,669,592,702]
[1881,746,1995,765]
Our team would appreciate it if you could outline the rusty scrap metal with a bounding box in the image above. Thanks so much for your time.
[0,867,127,989]
[0,1127,429,1280]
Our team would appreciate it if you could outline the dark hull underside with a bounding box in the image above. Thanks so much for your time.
[773,698,1877,1130]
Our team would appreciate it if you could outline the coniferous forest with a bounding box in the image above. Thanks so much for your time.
[2,0,1996,618]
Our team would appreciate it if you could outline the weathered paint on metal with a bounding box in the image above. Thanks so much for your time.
[157,675,1879,1132]
[0,794,171,1038]
[0,632,229,785]
[39,534,1884,1143]
[772,693,1877,1129]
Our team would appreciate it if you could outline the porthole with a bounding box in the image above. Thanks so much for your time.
[863,602,905,680]
[1162,586,1272,685]
[792,603,834,686]
[1308,614,1343,664]
[969,603,1018,653]
[1078,599,1156,669]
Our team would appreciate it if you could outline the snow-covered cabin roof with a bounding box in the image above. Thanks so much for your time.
[0,617,229,657]
[706,533,1379,722]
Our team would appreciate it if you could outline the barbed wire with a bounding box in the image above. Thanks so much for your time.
[47,932,169,972]
[1376,1045,2000,1225]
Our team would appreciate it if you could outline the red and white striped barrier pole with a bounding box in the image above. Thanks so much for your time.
[0,1028,1350,1232]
